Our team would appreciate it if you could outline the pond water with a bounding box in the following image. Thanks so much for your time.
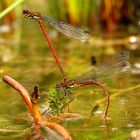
[0,20,140,140]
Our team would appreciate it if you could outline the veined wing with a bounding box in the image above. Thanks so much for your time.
[75,51,131,83]
[42,15,89,41]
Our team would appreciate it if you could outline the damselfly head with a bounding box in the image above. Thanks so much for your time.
[23,9,41,20]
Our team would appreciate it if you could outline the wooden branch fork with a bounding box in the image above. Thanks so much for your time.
[3,75,72,140]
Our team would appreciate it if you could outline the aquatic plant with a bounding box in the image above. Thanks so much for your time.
[3,75,72,140]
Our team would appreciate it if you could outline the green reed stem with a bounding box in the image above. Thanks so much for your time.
[0,0,26,19]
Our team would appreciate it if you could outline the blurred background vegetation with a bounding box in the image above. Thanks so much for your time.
[0,0,139,33]
[1,0,140,55]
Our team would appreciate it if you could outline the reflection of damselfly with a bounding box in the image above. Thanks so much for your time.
[23,9,131,119]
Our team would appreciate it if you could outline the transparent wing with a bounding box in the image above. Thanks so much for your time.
[75,51,131,83]
[42,16,89,41]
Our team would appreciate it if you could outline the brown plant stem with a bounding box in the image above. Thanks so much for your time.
[42,121,71,140]
[2,75,72,140]
[2,75,33,114]
[31,100,72,140]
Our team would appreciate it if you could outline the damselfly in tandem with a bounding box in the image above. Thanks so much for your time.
[23,9,131,119]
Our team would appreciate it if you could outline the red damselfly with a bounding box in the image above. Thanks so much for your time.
[23,9,89,41]
[23,9,89,81]
[23,9,67,80]
[56,51,131,119]
[40,51,131,119]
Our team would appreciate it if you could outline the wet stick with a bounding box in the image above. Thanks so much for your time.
[3,75,33,114]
